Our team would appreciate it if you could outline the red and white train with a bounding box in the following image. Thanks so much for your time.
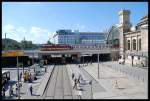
[40,44,73,51]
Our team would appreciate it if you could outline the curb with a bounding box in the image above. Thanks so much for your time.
[42,65,55,96]
[36,65,55,96]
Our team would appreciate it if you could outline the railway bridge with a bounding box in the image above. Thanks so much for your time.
[24,48,119,64]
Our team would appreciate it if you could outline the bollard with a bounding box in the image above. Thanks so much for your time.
[143,78,144,82]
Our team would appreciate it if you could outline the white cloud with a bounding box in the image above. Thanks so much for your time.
[30,26,48,37]
[29,26,52,44]
[3,25,53,44]
[16,27,27,34]
[4,24,15,33]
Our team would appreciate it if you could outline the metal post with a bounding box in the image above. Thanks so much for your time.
[32,53,35,72]
[90,80,93,99]
[17,56,20,99]
[83,56,84,66]
[5,33,7,51]
[98,54,100,79]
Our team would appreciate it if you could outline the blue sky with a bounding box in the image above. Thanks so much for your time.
[2,2,148,44]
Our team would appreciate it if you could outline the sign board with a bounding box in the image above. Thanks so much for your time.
[2,51,25,57]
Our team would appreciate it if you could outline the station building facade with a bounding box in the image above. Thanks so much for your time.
[106,10,148,67]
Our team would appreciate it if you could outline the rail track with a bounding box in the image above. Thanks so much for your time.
[43,64,75,99]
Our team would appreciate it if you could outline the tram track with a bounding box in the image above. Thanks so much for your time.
[43,64,76,99]
[63,65,73,99]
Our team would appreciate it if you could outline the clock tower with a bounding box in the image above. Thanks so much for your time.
[118,10,132,57]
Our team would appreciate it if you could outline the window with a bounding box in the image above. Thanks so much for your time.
[133,39,136,50]
[127,40,130,50]
[139,39,141,50]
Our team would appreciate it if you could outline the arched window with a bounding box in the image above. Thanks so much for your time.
[127,40,130,50]
[133,39,136,50]
[139,39,141,50]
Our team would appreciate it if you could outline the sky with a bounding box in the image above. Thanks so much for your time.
[2,2,148,44]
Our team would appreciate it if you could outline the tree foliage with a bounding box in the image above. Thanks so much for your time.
[2,38,39,50]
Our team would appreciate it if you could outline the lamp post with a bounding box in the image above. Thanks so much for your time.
[28,60,30,72]
[89,80,93,99]
[17,55,20,99]
[98,54,100,79]
[83,56,84,66]
[4,33,7,51]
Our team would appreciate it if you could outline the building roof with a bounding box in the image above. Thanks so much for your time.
[140,15,148,20]
[137,15,148,26]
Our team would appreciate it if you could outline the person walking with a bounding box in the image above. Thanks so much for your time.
[78,65,81,68]
[15,84,18,97]
[2,87,5,98]
[72,73,75,80]
[20,72,22,81]
[73,78,78,90]
[77,75,81,84]
[29,84,33,95]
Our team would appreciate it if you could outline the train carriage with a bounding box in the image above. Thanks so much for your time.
[40,44,73,51]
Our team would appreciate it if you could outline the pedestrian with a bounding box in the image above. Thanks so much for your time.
[15,84,18,97]
[72,73,75,80]
[34,74,37,80]
[20,72,22,81]
[78,74,83,84]
[78,65,81,68]
[28,74,31,83]
[77,75,81,84]
[2,87,5,97]
[29,84,33,95]
[73,78,78,90]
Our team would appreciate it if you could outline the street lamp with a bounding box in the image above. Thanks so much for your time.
[83,56,84,66]
[16,55,20,99]
[98,54,100,79]
[89,80,93,99]
[4,33,7,51]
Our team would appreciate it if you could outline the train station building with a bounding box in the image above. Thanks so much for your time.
[107,10,148,67]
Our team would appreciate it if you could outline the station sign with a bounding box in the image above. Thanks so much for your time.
[2,51,25,57]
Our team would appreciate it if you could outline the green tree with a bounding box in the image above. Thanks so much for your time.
[47,40,52,44]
